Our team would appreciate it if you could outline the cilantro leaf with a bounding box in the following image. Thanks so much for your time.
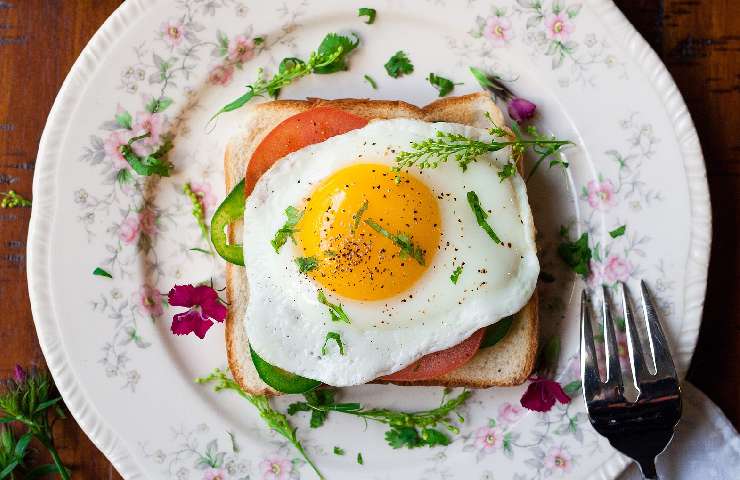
[421,428,451,447]
[271,206,303,252]
[557,231,592,276]
[450,265,463,284]
[364,74,378,89]
[295,256,318,273]
[364,218,425,265]
[386,426,421,449]
[322,332,345,356]
[427,73,457,97]
[317,290,351,323]
[351,199,369,233]
[287,389,336,428]
[314,33,360,74]
[333,446,345,455]
[384,51,414,78]
[609,225,626,238]
[120,133,173,177]
[466,191,502,244]
[92,267,113,279]
[358,7,377,24]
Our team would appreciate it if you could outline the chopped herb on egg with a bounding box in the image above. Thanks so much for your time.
[450,265,463,284]
[271,206,303,252]
[364,218,425,265]
[357,452,364,464]
[317,290,351,323]
[295,256,318,273]
[351,199,369,233]
[498,161,517,182]
[466,191,502,245]
[323,249,337,258]
[322,331,345,355]
[358,7,377,24]
[334,446,345,455]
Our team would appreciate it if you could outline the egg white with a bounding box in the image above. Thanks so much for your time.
[243,119,539,386]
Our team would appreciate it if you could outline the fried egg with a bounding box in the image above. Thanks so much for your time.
[243,118,539,386]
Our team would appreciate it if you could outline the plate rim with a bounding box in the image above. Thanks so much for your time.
[26,0,711,478]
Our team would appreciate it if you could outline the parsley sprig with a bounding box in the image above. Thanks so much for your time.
[197,369,324,480]
[364,218,425,265]
[384,51,414,78]
[288,389,471,450]
[393,113,572,182]
[211,33,359,121]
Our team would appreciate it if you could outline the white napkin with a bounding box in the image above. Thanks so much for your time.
[617,382,740,479]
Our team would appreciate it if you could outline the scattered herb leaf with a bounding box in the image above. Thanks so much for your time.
[427,73,458,97]
[288,389,336,428]
[358,7,376,24]
[466,191,502,244]
[333,446,345,455]
[92,267,113,279]
[364,74,378,89]
[450,265,464,284]
[120,133,173,177]
[196,369,324,479]
[357,452,364,464]
[271,206,303,252]
[322,332,345,356]
[364,218,425,265]
[384,51,414,78]
[351,199,369,233]
[296,256,319,273]
[609,225,626,238]
[317,290,351,323]
[557,231,592,277]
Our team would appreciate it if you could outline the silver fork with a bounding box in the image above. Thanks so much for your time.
[581,281,682,479]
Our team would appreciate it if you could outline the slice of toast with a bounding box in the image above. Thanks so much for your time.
[224,92,538,396]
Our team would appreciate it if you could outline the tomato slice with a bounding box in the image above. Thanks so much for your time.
[247,106,484,382]
[380,328,486,382]
[245,106,369,195]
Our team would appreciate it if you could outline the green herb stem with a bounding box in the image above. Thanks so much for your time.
[183,182,211,248]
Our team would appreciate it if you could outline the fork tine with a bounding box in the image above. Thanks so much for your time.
[640,281,678,379]
[580,290,600,401]
[620,282,651,389]
[602,286,624,393]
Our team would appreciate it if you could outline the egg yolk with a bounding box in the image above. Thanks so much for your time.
[296,163,442,301]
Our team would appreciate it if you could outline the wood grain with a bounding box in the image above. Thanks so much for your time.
[0,0,737,477]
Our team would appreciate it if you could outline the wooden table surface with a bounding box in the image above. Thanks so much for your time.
[0,0,737,477]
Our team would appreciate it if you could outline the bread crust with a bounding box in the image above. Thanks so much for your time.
[224,93,537,396]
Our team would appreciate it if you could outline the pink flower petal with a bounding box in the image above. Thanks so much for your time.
[168,284,198,308]
[171,310,213,339]
[520,378,571,412]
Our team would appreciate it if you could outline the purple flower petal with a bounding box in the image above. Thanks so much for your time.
[507,97,537,123]
[13,364,27,383]
[171,309,213,339]
[201,297,228,323]
[520,378,571,412]
[168,284,198,308]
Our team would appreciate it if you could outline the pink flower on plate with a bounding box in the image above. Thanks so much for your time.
[603,255,632,284]
[138,285,163,317]
[104,130,133,170]
[587,259,604,288]
[586,179,616,211]
[259,455,292,480]
[475,426,504,451]
[168,284,227,339]
[138,208,158,236]
[498,402,525,425]
[228,35,256,64]
[520,377,571,412]
[190,181,217,213]
[203,468,228,480]
[483,16,512,46]
[544,446,573,474]
[161,19,185,47]
[208,64,235,86]
[545,13,575,42]
[119,215,141,244]
[596,330,630,374]
[133,111,165,145]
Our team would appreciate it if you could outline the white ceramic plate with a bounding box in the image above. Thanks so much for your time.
[28,0,710,478]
